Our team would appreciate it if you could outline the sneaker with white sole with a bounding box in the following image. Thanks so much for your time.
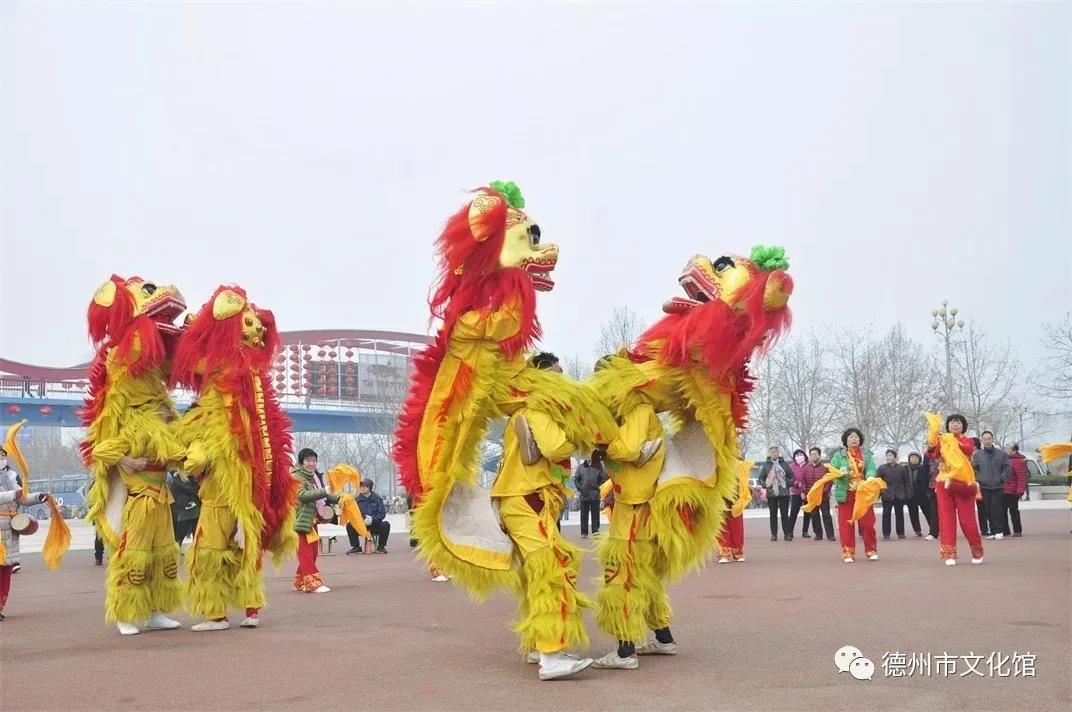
[735,557,747,563]
[526,651,540,664]
[945,559,957,566]
[717,557,731,564]
[636,639,678,656]
[868,554,879,561]
[117,621,141,636]
[538,653,594,680]
[240,616,260,628]
[971,557,984,565]
[432,575,449,582]
[313,585,331,593]
[191,619,230,632]
[591,651,639,670]
[925,535,935,541]
[993,533,1004,540]
[843,558,854,564]
[146,612,182,630]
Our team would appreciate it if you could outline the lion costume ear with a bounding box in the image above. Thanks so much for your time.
[93,280,117,307]
[212,289,246,320]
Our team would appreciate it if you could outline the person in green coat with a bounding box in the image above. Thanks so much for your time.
[292,448,339,593]
[827,428,879,563]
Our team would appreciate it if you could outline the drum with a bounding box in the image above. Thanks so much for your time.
[10,512,39,536]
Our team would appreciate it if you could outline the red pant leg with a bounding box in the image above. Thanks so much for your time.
[935,483,957,560]
[729,514,745,558]
[717,520,733,558]
[838,493,856,558]
[956,494,984,559]
[0,565,11,612]
[858,507,878,556]
[294,534,324,592]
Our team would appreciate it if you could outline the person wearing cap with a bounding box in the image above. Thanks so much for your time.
[292,448,339,592]
[1,445,49,621]
[346,478,390,554]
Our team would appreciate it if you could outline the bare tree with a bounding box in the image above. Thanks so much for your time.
[743,353,779,457]
[1032,312,1072,414]
[562,355,594,382]
[12,427,85,480]
[874,325,940,451]
[951,323,1021,435]
[829,327,886,450]
[594,306,645,357]
[768,334,836,451]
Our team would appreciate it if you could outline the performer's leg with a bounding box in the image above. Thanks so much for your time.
[957,494,984,561]
[858,505,878,558]
[499,493,590,656]
[148,498,182,615]
[730,515,745,560]
[935,484,957,561]
[716,520,733,560]
[186,505,240,621]
[294,532,324,592]
[643,550,673,642]
[106,496,162,623]
[596,503,653,647]
[837,495,855,560]
[0,564,11,614]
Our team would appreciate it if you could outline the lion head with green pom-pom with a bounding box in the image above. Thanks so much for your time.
[447,179,558,292]
[666,244,793,315]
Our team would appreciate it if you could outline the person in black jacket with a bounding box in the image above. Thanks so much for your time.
[573,454,607,538]
[877,449,910,539]
[904,452,933,538]
[167,472,201,546]
[347,479,391,554]
[758,446,794,541]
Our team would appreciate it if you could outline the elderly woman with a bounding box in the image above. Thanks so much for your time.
[1,445,49,621]
[828,428,879,563]
[925,413,983,566]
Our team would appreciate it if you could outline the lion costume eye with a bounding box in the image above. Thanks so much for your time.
[142,283,157,295]
[713,256,735,273]
[529,224,541,246]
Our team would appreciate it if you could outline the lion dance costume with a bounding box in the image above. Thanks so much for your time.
[589,248,792,670]
[393,181,616,681]
[170,286,299,630]
[81,275,188,635]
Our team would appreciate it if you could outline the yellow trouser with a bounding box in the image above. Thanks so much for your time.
[595,501,672,644]
[106,485,181,622]
[497,489,591,654]
[187,502,265,619]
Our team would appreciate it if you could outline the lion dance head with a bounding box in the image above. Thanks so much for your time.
[86,274,186,375]
[429,180,558,356]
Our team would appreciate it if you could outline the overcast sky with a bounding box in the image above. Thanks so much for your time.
[2,2,1068,375]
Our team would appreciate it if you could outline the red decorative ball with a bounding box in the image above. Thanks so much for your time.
[40,406,53,415]
[6,404,20,414]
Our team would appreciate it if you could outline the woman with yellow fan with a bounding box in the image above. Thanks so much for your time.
[924,412,984,565]
[1,421,70,621]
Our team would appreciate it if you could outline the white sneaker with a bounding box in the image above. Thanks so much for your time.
[925,535,935,541]
[313,585,331,593]
[735,557,747,563]
[717,557,731,564]
[591,651,639,670]
[868,554,879,561]
[843,558,854,564]
[240,616,260,628]
[538,653,594,680]
[191,619,230,632]
[971,557,984,565]
[993,533,1004,540]
[945,559,957,567]
[145,612,182,630]
[636,639,678,656]
[526,650,540,664]
[984,534,995,540]
[117,621,141,636]
[432,575,449,582]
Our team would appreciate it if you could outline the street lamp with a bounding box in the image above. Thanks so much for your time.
[931,300,964,410]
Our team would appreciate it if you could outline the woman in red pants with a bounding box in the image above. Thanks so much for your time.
[828,428,879,563]
[925,413,983,566]
[717,460,752,563]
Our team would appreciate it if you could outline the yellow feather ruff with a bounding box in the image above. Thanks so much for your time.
[513,545,591,654]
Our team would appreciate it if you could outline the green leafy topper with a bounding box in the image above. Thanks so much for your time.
[749,244,790,271]
[488,180,525,209]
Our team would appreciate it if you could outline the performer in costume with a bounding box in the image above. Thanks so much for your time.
[392,181,616,681]
[0,440,50,621]
[590,248,793,670]
[170,285,299,630]
[717,459,753,563]
[292,448,339,593]
[81,275,188,635]
[1038,440,1072,505]
[826,428,881,564]
[925,413,984,565]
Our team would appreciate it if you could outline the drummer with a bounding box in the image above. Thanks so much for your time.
[1,445,50,621]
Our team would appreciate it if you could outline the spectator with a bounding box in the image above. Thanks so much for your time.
[758,446,793,541]
[971,431,1011,541]
[922,454,940,540]
[573,454,606,538]
[168,472,201,547]
[787,449,813,538]
[347,478,390,554]
[801,447,835,541]
[1002,444,1028,537]
[877,449,910,539]
[905,452,933,538]
[829,428,879,563]
[970,436,990,536]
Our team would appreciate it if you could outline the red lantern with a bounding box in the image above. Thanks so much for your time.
[40,405,53,415]
[6,404,19,415]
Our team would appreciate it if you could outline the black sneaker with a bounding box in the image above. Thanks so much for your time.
[95,558,103,566]
[802,533,811,538]
[897,535,906,540]
[345,547,363,555]
[770,535,777,542]
[1012,532,1022,538]
[11,564,20,574]
[784,534,792,541]
[814,535,823,541]
[0,612,5,622]
[375,548,388,554]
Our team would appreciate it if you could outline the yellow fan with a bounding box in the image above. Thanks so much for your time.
[326,464,371,539]
[803,464,843,513]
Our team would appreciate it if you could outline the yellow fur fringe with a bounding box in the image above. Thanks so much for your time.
[594,537,671,644]
[105,545,181,622]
